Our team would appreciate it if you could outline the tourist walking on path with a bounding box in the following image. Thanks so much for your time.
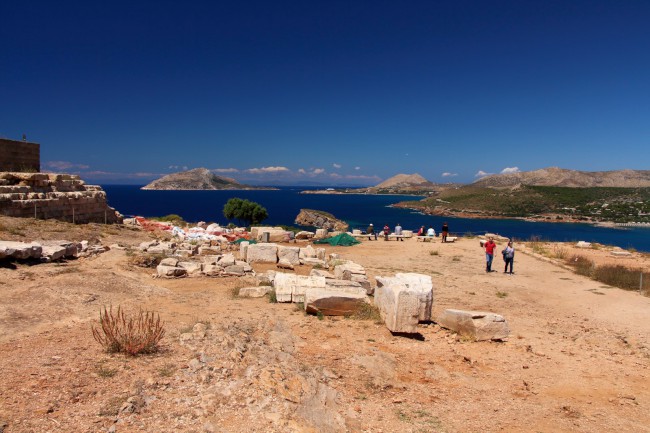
[394,223,404,241]
[503,241,515,274]
[484,237,497,272]
[383,224,390,241]
[367,223,377,240]
[441,222,449,242]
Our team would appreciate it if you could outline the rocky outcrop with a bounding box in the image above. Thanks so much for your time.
[142,168,277,190]
[295,209,349,231]
[0,172,121,223]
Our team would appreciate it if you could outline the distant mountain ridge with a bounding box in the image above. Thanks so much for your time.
[473,167,650,188]
[142,168,277,190]
[374,173,434,189]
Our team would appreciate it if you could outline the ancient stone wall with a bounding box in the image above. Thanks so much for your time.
[0,172,122,224]
[0,139,40,172]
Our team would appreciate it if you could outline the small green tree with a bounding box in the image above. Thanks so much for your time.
[223,198,268,227]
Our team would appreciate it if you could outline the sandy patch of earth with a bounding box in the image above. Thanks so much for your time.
[1,217,649,432]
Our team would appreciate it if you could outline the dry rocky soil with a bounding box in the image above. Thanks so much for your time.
[1,216,649,433]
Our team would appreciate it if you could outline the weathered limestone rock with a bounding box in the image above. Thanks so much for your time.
[267,230,291,243]
[156,264,187,278]
[217,253,236,267]
[250,226,274,239]
[198,245,221,255]
[178,261,203,276]
[202,263,222,276]
[246,243,278,264]
[315,228,328,239]
[159,257,179,267]
[295,231,314,240]
[334,261,371,293]
[277,259,295,270]
[222,265,245,276]
[376,273,433,322]
[238,286,271,298]
[273,273,326,303]
[239,241,249,260]
[304,285,367,316]
[278,246,301,265]
[299,245,317,259]
[310,269,335,279]
[436,309,510,341]
[234,260,253,272]
[300,257,327,267]
[0,241,43,260]
[374,282,421,333]
[576,241,592,248]
[40,244,67,262]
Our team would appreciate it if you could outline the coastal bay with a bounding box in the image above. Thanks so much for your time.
[103,185,650,252]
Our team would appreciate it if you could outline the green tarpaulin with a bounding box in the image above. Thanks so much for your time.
[313,233,360,246]
[232,238,257,244]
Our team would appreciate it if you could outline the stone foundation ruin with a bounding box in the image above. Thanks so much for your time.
[0,172,121,223]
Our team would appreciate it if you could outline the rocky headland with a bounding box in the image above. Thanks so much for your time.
[294,208,349,231]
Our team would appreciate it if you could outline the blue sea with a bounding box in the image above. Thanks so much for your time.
[103,185,650,252]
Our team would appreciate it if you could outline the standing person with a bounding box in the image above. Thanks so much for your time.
[367,223,377,240]
[441,222,449,243]
[383,224,390,241]
[484,237,497,272]
[503,241,515,274]
[394,223,404,241]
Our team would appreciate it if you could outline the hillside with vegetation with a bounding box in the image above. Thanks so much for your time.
[397,185,650,223]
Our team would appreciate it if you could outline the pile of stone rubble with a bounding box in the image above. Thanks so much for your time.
[0,239,107,261]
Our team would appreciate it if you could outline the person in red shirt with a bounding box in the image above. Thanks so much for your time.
[484,237,497,272]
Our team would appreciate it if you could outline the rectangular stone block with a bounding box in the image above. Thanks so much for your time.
[374,283,421,333]
[436,309,510,341]
[273,273,326,303]
[304,286,367,316]
[246,243,278,264]
[278,246,301,265]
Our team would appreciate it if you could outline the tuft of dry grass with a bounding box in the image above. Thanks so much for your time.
[92,306,165,355]
[349,302,383,323]
[566,255,648,294]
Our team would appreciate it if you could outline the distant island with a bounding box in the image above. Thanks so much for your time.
[142,168,278,191]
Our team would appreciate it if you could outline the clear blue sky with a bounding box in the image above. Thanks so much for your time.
[2,1,649,186]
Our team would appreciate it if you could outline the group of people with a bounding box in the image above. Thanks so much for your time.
[365,223,405,241]
[365,222,515,275]
[483,237,515,274]
[416,222,450,241]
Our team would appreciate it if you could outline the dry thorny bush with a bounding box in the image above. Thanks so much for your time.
[92,306,166,355]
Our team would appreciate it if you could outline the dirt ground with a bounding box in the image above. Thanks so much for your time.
[1,216,649,433]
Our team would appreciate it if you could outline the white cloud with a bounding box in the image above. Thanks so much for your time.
[211,168,239,173]
[298,168,306,174]
[354,166,361,170]
[312,168,325,175]
[244,166,290,174]
[441,172,458,177]
[475,170,492,178]
[45,160,90,171]
[500,167,520,174]
[168,165,188,171]
[332,163,342,169]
